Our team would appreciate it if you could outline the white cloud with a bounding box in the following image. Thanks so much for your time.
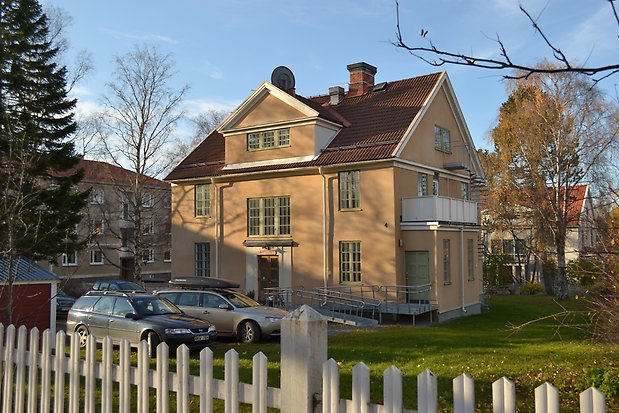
[74,99,104,118]
[69,85,93,98]
[183,98,239,118]
[101,28,178,45]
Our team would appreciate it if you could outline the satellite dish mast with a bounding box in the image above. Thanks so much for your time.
[271,66,295,91]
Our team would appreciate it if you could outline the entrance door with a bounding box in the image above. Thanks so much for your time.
[405,251,430,303]
[120,257,134,279]
[257,255,279,303]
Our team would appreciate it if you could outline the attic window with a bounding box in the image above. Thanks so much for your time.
[372,82,388,92]
[434,125,451,153]
[247,128,290,151]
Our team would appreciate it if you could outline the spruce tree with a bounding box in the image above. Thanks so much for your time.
[0,0,88,323]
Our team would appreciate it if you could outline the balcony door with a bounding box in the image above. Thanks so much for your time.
[405,251,430,303]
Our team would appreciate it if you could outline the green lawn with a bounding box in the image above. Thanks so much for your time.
[196,295,617,412]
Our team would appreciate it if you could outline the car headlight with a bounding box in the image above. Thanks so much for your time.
[208,326,216,333]
[164,328,191,335]
[265,317,281,322]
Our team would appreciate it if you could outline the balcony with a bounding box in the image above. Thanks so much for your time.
[402,196,478,225]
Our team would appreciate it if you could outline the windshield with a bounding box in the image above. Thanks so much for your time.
[220,291,260,308]
[131,296,181,316]
[116,281,145,291]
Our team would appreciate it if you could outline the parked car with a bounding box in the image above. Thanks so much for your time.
[55,290,76,318]
[156,277,288,343]
[66,291,216,356]
[91,279,146,292]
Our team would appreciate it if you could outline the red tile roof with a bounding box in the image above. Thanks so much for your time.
[78,159,169,189]
[166,72,443,181]
[563,185,588,227]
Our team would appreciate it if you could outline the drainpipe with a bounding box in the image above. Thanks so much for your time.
[211,178,219,278]
[319,167,327,289]
[460,226,467,313]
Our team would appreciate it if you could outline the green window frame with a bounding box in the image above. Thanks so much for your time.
[340,241,361,283]
[247,128,291,151]
[434,125,451,153]
[195,184,211,217]
[247,196,291,237]
[195,243,210,277]
[339,171,360,210]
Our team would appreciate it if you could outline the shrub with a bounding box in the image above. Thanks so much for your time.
[567,258,604,286]
[483,253,513,290]
[519,282,545,295]
[585,367,619,400]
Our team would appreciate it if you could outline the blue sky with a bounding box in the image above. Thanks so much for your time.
[42,0,617,151]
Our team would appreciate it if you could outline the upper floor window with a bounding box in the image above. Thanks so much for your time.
[164,250,172,262]
[142,193,154,208]
[418,173,428,196]
[142,220,154,235]
[90,188,104,205]
[90,249,104,265]
[434,126,451,153]
[142,248,154,263]
[339,171,360,210]
[90,219,105,235]
[248,196,291,237]
[62,251,78,267]
[195,184,210,217]
[432,173,439,196]
[461,182,469,200]
[247,128,290,151]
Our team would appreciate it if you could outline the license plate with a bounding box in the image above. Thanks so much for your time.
[194,335,209,342]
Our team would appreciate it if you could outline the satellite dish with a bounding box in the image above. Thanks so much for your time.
[271,66,295,90]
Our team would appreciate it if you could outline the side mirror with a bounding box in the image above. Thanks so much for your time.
[218,303,232,311]
[125,313,140,320]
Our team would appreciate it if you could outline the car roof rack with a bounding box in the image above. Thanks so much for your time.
[169,276,240,290]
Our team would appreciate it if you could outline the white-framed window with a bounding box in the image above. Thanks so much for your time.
[418,173,428,196]
[434,125,451,153]
[90,249,104,265]
[164,250,171,262]
[339,171,360,210]
[195,243,210,277]
[90,219,105,235]
[62,251,78,266]
[461,182,469,200]
[90,188,104,205]
[248,196,291,237]
[142,193,154,208]
[467,239,475,281]
[443,239,451,284]
[195,184,210,217]
[340,241,361,283]
[121,201,131,220]
[247,128,291,151]
[432,174,439,196]
[142,220,154,235]
[142,248,154,263]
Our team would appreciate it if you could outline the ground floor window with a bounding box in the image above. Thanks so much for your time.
[195,242,210,277]
[90,249,104,265]
[62,251,77,266]
[340,241,361,283]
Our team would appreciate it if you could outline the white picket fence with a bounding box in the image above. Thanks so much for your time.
[0,322,608,413]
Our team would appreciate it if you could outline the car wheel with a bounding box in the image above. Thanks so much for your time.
[75,325,89,348]
[146,331,160,358]
[238,320,260,343]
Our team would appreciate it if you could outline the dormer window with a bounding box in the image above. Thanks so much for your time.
[247,128,290,151]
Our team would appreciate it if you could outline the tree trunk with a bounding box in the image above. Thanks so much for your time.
[555,240,569,300]
[3,255,14,326]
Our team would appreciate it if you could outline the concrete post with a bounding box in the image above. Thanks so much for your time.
[280,305,327,413]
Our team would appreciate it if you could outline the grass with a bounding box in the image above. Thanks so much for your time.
[54,295,617,412]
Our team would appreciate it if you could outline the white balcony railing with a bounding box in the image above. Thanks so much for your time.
[402,196,478,225]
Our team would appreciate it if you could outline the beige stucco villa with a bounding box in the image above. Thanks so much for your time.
[166,62,485,322]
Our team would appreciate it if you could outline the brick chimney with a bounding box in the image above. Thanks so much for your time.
[347,62,377,97]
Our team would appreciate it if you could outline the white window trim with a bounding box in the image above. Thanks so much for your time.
[90,249,104,266]
[62,252,78,267]
[90,188,104,205]
[142,248,155,263]
[164,250,172,263]
[195,184,211,217]
[142,220,155,235]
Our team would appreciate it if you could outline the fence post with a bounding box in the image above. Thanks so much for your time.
[580,387,605,413]
[322,359,340,413]
[417,369,438,413]
[252,352,268,413]
[352,362,370,413]
[453,373,475,413]
[384,366,403,413]
[535,382,559,413]
[281,305,327,413]
[492,377,515,413]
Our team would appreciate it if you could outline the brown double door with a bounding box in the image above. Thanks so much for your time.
[258,254,279,302]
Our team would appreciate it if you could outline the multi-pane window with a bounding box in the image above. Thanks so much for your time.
[195,184,211,217]
[434,125,451,153]
[418,173,428,196]
[90,249,104,265]
[340,241,361,283]
[443,239,451,284]
[339,171,360,210]
[142,220,154,235]
[247,196,291,237]
[467,239,475,281]
[164,250,171,262]
[195,243,210,277]
[142,193,154,208]
[142,248,154,263]
[247,128,291,151]
[90,188,104,204]
[62,251,77,266]
[90,219,105,235]
[461,182,469,200]
[121,202,130,220]
[432,174,439,196]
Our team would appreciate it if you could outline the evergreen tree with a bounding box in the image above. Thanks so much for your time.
[0,0,88,323]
